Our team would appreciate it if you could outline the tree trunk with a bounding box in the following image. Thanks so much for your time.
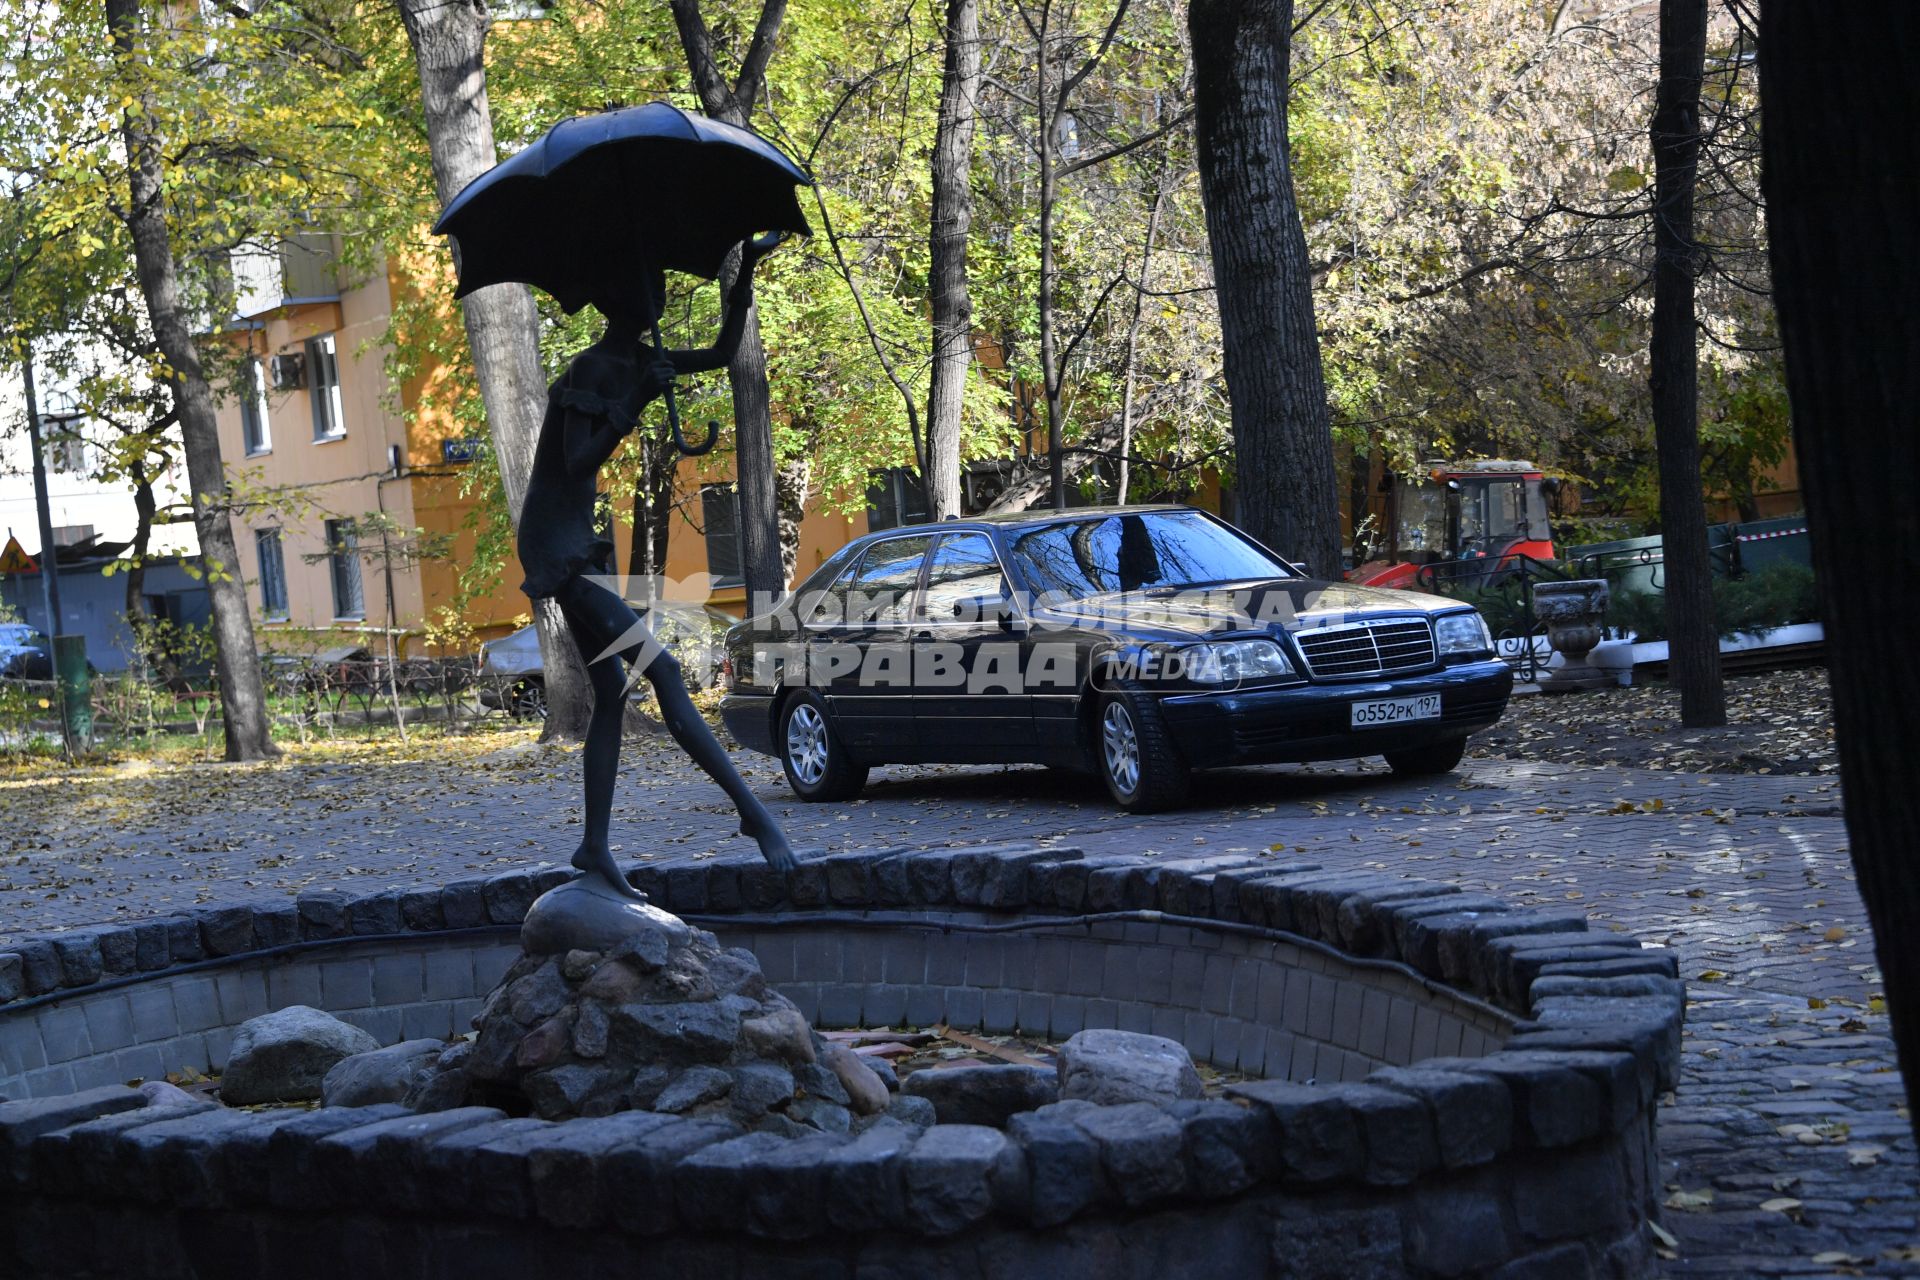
[926,0,981,521]
[124,456,154,652]
[1649,0,1724,727]
[727,283,786,607]
[671,0,791,609]
[1759,1,1920,1138]
[1117,180,1168,505]
[1187,0,1341,576]
[396,0,593,741]
[774,449,812,586]
[105,0,279,762]
[1034,8,1068,511]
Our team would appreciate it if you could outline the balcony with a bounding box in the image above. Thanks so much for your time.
[228,232,341,320]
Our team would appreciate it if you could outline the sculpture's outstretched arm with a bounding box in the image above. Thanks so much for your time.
[665,232,787,376]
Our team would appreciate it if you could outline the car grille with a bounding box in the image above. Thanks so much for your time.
[1293,619,1436,679]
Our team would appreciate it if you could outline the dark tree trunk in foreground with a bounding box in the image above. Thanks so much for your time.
[672,0,791,609]
[926,0,981,521]
[1187,0,1341,576]
[1650,0,1725,727]
[106,0,279,762]
[397,0,594,741]
[1759,2,1920,1138]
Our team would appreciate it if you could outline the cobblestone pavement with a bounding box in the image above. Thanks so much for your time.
[0,738,1910,1275]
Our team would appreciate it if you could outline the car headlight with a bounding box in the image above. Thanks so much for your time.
[1435,611,1493,656]
[1185,638,1297,684]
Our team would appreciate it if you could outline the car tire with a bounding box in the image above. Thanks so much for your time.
[1094,687,1190,813]
[507,678,548,721]
[1383,736,1468,776]
[779,691,868,802]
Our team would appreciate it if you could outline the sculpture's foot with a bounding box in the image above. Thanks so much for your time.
[572,842,647,901]
[740,810,798,873]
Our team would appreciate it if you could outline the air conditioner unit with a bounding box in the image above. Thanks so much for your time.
[269,353,307,391]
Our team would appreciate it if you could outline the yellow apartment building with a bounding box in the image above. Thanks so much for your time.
[208,236,889,654]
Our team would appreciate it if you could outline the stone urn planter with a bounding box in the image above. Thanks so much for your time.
[1532,578,1612,691]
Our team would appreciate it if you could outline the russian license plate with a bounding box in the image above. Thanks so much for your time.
[1350,694,1441,728]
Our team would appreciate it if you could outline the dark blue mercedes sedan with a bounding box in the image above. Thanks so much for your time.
[719,505,1512,812]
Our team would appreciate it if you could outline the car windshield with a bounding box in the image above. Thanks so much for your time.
[1008,510,1290,601]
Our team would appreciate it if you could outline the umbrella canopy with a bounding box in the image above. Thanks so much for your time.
[434,101,811,313]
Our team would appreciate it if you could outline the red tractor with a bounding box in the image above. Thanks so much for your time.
[1349,460,1560,589]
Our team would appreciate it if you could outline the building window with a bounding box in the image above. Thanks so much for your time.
[866,467,928,532]
[240,356,272,455]
[325,518,364,618]
[701,484,742,587]
[255,528,288,619]
[51,438,88,474]
[307,333,344,441]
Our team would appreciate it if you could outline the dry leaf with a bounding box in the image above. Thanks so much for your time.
[1758,1197,1803,1214]
[1664,1188,1714,1211]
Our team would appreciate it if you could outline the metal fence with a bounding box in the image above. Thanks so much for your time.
[0,653,546,759]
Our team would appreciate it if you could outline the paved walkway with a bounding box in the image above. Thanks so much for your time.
[0,741,1910,1275]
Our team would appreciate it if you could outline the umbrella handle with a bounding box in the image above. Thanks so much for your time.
[653,321,720,457]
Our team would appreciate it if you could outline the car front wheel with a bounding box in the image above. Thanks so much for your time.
[1383,736,1468,776]
[1095,689,1190,813]
[780,692,868,802]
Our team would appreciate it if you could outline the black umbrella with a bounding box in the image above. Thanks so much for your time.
[433,101,811,311]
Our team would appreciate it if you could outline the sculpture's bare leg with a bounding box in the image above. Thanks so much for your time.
[559,577,797,882]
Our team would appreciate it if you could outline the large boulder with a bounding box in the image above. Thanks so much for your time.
[220,1006,380,1104]
[902,1063,1057,1127]
[321,1038,447,1108]
[1056,1029,1204,1106]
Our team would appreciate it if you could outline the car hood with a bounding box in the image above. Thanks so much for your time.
[1039,578,1460,638]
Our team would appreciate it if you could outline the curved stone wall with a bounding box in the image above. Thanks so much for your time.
[0,844,1684,1278]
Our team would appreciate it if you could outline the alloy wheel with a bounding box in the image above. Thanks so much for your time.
[1102,701,1140,796]
[786,703,830,786]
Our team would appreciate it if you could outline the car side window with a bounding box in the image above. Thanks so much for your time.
[804,555,866,628]
[919,533,1008,621]
[846,535,933,625]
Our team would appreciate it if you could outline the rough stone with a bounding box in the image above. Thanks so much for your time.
[1367,1066,1514,1169]
[1226,1081,1365,1183]
[607,1000,741,1065]
[1069,1100,1186,1206]
[522,1062,629,1119]
[219,1006,380,1104]
[901,1124,1019,1235]
[793,1060,851,1107]
[727,1063,798,1121]
[820,1043,890,1117]
[739,1006,815,1065]
[1006,1110,1105,1226]
[506,963,571,1026]
[1057,1029,1204,1106]
[51,933,104,987]
[137,1081,199,1108]
[653,1066,733,1114]
[572,1002,609,1059]
[789,1097,853,1134]
[902,1064,1057,1128]
[321,1039,446,1108]
[882,1094,937,1132]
